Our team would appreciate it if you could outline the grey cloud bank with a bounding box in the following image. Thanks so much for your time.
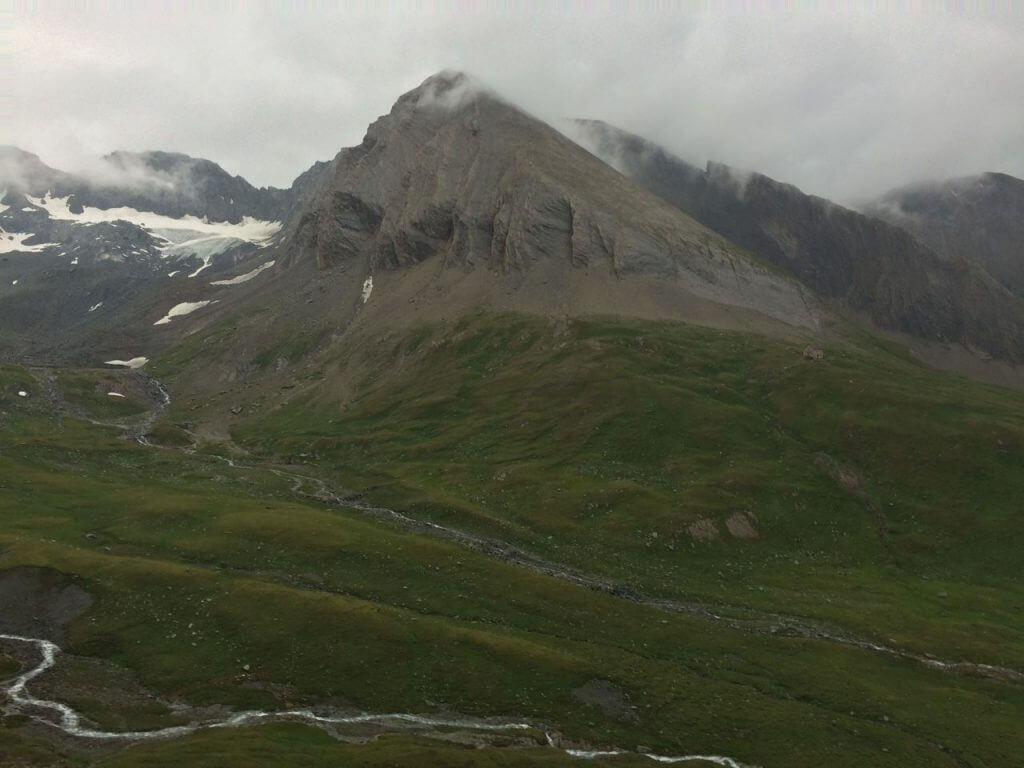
[5,4,1023,203]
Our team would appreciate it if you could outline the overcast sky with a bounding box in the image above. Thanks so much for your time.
[4,2,1023,203]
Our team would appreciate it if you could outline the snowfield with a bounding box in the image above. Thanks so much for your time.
[210,260,275,286]
[0,229,57,254]
[154,300,217,325]
[27,194,281,242]
[104,357,148,369]
[25,193,280,274]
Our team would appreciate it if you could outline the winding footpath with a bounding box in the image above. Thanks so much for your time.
[0,633,752,766]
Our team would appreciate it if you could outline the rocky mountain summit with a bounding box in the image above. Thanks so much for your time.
[285,72,817,329]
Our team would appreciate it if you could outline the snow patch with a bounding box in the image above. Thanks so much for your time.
[156,231,250,277]
[26,193,279,274]
[0,229,57,254]
[361,275,373,303]
[70,256,78,265]
[210,260,275,286]
[27,194,281,243]
[167,271,179,278]
[21,207,37,213]
[11,280,17,286]
[88,302,103,312]
[17,391,27,397]
[154,300,216,326]
[107,392,126,398]
[104,357,148,369]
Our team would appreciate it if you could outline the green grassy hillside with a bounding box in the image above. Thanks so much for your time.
[2,314,1023,767]
[234,314,1024,670]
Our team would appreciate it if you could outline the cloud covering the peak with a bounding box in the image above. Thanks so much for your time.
[5,4,1023,203]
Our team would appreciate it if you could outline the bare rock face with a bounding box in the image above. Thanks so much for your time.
[571,120,1024,363]
[868,172,1024,299]
[286,73,819,330]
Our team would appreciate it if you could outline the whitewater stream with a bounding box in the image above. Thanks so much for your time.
[0,633,752,766]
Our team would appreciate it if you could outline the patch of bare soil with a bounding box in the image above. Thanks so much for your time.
[687,518,719,541]
[572,679,638,722]
[725,511,758,539]
[814,452,891,543]
[0,567,92,644]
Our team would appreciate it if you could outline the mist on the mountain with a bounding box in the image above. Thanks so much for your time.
[0,147,210,204]
[67,154,205,199]
[7,6,1024,203]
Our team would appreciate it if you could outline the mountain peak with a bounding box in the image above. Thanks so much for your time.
[0,145,42,161]
[417,68,474,92]
[0,146,65,193]
[284,73,818,333]
[385,69,496,122]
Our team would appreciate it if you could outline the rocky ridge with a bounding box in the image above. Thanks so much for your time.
[571,119,1024,362]
[867,172,1024,299]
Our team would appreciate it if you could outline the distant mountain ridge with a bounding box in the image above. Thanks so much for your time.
[866,172,1024,299]
[0,146,314,362]
[2,72,1024,377]
[570,119,1024,362]
[0,145,328,224]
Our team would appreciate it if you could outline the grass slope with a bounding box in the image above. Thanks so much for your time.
[231,313,1024,672]
[1,314,1023,767]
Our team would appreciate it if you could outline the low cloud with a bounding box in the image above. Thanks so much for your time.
[414,70,488,112]
[6,6,1024,203]
[75,154,183,193]
[1,146,211,203]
